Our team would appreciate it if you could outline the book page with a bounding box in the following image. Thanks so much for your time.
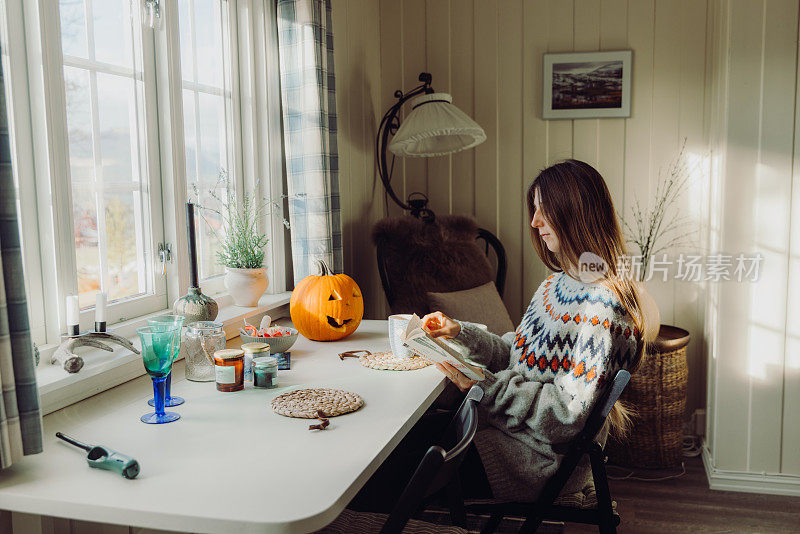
[401,315,484,381]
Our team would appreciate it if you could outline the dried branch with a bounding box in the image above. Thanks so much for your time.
[619,139,705,281]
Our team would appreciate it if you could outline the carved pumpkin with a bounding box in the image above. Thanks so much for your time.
[290,260,364,341]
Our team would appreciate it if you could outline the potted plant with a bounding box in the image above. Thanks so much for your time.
[198,173,271,307]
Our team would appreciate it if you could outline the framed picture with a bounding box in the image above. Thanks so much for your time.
[542,50,632,120]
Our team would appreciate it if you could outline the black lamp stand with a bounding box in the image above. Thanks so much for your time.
[376,72,436,222]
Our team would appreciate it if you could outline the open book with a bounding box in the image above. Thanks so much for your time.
[401,314,484,381]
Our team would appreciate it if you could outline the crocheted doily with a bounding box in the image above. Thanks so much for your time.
[271,388,364,418]
[359,351,432,371]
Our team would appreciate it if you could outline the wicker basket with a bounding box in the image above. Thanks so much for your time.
[606,325,690,468]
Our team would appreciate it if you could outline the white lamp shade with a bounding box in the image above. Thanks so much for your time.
[388,93,486,157]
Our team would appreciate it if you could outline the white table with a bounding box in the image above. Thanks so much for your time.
[0,320,448,533]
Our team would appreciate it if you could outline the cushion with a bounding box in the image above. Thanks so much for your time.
[428,281,514,336]
[372,215,494,317]
[315,509,467,533]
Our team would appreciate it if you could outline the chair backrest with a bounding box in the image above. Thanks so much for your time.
[373,215,507,315]
[380,385,484,534]
[535,370,631,506]
[476,228,507,298]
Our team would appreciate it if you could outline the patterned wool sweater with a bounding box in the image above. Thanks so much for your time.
[454,271,640,501]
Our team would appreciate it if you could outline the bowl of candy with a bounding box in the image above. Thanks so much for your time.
[239,315,299,353]
[239,322,299,354]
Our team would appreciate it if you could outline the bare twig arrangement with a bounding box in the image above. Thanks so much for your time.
[619,139,701,281]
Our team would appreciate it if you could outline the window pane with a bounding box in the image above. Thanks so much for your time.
[60,0,88,59]
[104,191,147,301]
[72,184,100,308]
[182,89,197,183]
[193,0,223,88]
[198,92,225,184]
[63,66,93,183]
[96,73,135,183]
[178,0,234,282]
[92,0,132,67]
[197,188,225,279]
[178,0,194,84]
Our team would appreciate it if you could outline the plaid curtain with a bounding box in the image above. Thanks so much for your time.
[277,0,343,283]
[0,55,42,468]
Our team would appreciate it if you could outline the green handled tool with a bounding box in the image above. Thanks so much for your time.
[56,432,140,479]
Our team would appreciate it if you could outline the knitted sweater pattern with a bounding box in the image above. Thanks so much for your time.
[512,272,638,405]
[454,271,640,501]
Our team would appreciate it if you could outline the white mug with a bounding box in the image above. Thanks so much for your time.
[388,314,413,359]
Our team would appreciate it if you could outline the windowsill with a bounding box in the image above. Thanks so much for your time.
[36,291,292,416]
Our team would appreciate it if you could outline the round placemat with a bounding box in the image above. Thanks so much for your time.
[271,388,364,418]
[359,351,432,371]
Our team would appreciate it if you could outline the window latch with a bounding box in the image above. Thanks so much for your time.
[142,0,162,30]
[159,242,172,276]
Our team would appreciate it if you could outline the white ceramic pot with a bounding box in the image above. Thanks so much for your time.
[224,267,268,307]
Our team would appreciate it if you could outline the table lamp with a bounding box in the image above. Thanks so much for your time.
[377,72,486,222]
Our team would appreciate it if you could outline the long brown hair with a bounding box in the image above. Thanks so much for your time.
[527,159,657,438]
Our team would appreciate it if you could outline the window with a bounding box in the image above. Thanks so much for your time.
[59,0,165,309]
[0,0,285,347]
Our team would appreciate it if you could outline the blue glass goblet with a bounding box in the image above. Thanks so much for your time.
[138,326,181,424]
[147,315,185,407]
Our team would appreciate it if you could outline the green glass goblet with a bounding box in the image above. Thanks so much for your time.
[147,315,185,407]
[138,326,181,424]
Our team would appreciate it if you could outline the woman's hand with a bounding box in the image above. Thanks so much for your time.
[421,311,461,339]
[435,361,481,392]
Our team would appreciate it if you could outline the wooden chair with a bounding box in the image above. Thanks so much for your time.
[464,369,631,534]
[317,385,484,534]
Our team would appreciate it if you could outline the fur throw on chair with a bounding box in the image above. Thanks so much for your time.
[372,215,494,316]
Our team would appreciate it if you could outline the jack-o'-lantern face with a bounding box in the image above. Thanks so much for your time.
[290,261,364,341]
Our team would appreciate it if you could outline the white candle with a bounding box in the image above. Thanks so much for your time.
[95,292,107,323]
[66,295,80,327]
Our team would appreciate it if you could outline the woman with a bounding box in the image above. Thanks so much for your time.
[351,160,658,510]
[424,159,659,501]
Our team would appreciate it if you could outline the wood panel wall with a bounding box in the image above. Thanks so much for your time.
[705,0,800,478]
[334,0,712,416]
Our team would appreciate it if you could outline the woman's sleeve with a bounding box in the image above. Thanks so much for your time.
[453,320,514,374]
[478,318,637,444]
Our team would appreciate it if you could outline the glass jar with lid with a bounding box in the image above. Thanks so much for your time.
[241,342,270,382]
[213,349,244,392]
[252,356,278,389]
[182,321,226,382]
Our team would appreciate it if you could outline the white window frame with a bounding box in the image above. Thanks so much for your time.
[0,0,289,394]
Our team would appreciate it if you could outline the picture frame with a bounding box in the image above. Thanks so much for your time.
[542,50,632,120]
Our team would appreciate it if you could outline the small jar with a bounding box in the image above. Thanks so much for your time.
[252,356,278,389]
[183,321,226,382]
[241,342,270,382]
[213,348,244,392]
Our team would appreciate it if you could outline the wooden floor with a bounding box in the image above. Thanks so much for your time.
[569,456,800,533]
[421,456,800,533]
